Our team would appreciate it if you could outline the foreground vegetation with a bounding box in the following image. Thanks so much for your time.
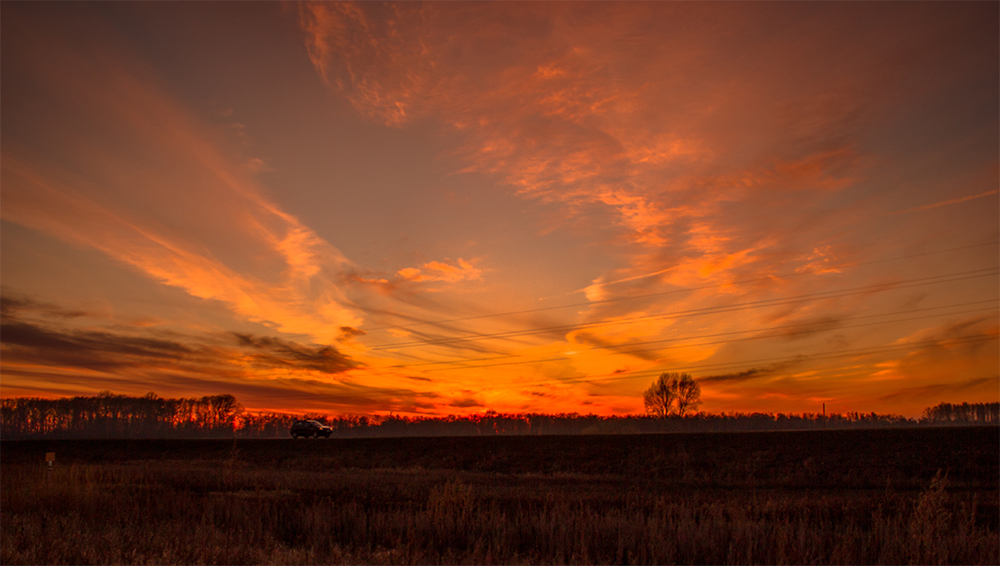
[2,427,997,564]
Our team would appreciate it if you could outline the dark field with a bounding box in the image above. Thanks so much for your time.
[2,427,998,564]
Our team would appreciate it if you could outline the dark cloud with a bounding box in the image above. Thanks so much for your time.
[525,390,553,397]
[775,316,844,340]
[937,316,995,339]
[698,360,802,384]
[569,331,664,362]
[337,326,367,342]
[877,376,998,403]
[888,315,999,382]
[1,294,361,377]
[0,361,437,416]
[1,319,199,372]
[0,300,436,414]
[1,294,37,317]
[232,332,359,374]
[71,371,437,415]
[448,397,483,408]
[900,316,999,365]
[374,325,513,356]
[1,292,98,320]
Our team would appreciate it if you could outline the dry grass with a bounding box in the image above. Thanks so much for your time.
[3,454,997,565]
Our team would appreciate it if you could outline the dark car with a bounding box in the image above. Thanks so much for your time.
[290,419,333,438]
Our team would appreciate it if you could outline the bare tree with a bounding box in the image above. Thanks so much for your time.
[674,373,702,416]
[644,372,701,417]
[644,373,678,417]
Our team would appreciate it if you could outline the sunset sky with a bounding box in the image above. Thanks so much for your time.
[2,1,997,418]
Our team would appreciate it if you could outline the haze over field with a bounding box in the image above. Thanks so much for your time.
[1,2,997,417]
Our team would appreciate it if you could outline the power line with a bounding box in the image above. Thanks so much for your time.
[364,240,1000,333]
[610,333,998,383]
[502,333,1000,389]
[407,301,998,373]
[370,267,998,351]
[390,299,999,369]
[385,299,997,370]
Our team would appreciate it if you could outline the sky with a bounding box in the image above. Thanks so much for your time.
[1,1,997,418]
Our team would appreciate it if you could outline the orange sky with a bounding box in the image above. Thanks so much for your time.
[2,2,997,418]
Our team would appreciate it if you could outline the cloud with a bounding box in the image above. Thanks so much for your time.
[397,258,482,284]
[1,364,442,416]
[1,306,360,378]
[233,333,359,374]
[876,376,998,403]
[0,296,465,413]
[1,319,200,373]
[2,3,994,418]
[892,189,999,215]
[337,326,367,342]
[773,316,845,341]
[698,361,801,384]
[1,8,361,343]
[0,292,100,320]
[448,397,484,408]
[0,293,515,416]
[298,1,950,363]
[298,2,998,354]
[298,2,882,259]
[891,316,1000,374]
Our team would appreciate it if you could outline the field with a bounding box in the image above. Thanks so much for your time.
[2,427,998,564]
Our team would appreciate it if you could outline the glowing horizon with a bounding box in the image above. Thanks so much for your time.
[2,2,997,418]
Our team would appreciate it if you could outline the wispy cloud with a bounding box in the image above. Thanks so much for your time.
[0,294,455,413]
[297,1,928,351]
[698,361,802,385]
[1,10,360,343]
[397,259,482,284]
[233,333,359,374]
[892,190,999,215]
[1,3,994,417]
[298,3,876,260]
[1,295,359,376]
[0,292,101,320]
[876,376,998,403]
[0,292,514,415]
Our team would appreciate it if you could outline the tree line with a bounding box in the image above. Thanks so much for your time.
[1,390,996,440]
[922,401,1000,424]
[0,392,254,439]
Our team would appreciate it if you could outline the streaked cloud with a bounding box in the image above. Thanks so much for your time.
[0,293,467,414]
[699,362,802,385]
[893,189,999,215]
[1,294,358,376]
[298,1,877,267]
[1,8,360,343]
[1,2,995,417]
[397,258,482,284]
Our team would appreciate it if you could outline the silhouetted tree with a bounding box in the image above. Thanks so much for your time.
[922,402,999,424]
[674,374,702,416]
[644,373,678,417]
[644,373,701,417]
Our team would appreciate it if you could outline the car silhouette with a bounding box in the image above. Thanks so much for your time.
[290,419,333,438]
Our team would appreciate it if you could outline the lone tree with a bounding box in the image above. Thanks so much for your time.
[643,373,677,418]
[674,374,702,416]
[644,372,702,417]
